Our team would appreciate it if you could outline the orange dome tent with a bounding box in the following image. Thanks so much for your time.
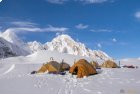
[69,59,97,78]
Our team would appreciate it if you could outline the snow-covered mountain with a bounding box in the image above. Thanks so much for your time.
[1,30,24,46]
[0,31,112,60]
[0,31,30,57]
[0,37,28,58]
[44,34,112,60]
[0,30,31,53]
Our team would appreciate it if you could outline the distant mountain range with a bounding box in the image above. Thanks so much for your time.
[0,30,112,60]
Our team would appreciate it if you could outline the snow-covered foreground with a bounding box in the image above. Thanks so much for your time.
[0,52,140,94]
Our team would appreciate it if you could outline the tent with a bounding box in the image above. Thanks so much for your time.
[101,60,118,68]
[37,61,63,73]
[60,62,70,71]
[90,61,99,69]
[69,59,97,78]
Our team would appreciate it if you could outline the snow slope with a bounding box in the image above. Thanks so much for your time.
[1,50,96,66]
[0,57,140,94]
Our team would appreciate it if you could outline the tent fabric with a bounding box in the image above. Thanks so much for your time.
[90,61,99,68]
[37,61,63,73]
[60,62,70,71]
[69,59,97,78]
[101,60,118,68]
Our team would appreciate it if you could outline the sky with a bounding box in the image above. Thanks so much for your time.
[0,0,140,59]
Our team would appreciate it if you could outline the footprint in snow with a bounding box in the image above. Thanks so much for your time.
[84,88,92,92]
[118,81,124,84]
[97,91,102,94]
[136,81,140,84]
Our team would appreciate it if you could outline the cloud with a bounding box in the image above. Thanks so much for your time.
[90,29,112,32]
[77,0,108,4]
[3,20,69,33]
[4,27,43,33]
[112,38,117,42]
[135,11,140,19]
[10,21,68,32]
[10,21,37,27]
[97,43,102,48]
[44,25,68,32]
[45,0,112,4]
[4,25,68,33]
[45,0,68,4]
[75,24,89,29]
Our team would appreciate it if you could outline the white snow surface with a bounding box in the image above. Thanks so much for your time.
[0,51,140,94]
[3,64,15,75]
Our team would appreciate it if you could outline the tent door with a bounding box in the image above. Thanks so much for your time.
[72,66,78,75]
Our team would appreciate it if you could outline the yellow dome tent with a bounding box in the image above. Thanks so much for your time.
[69,59,97,78]
[101,60,118,68]
[37,61,63,73]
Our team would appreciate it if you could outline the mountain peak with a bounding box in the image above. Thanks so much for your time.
[56,34,72,39]
[54,34,75,43]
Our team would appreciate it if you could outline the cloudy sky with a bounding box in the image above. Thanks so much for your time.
[0,0,140,59]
